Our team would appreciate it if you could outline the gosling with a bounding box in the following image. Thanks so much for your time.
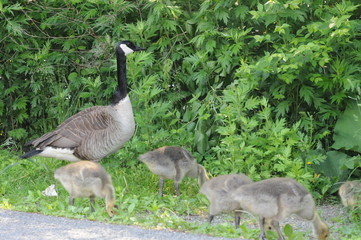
[339,180,361,208]
[200,173,253,228]
[231,177,329,240]
[138,146,209,196]
[54,161,116,217]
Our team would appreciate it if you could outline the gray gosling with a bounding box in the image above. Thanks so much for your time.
[200,173,253,228]
[231,177,329,240]
[138,146,209,196]
[339,180,361,208]
[54,161,117,217]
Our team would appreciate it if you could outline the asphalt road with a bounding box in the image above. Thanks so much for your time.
[0,209,236,240]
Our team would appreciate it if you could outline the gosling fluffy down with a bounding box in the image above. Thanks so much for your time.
[200,173,253,227]
[339,180,361,208]
[138,146,209,196]
[231,177,329,240]
[54,161,116,217]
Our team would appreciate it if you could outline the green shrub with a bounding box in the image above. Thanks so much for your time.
[1,0,361,196]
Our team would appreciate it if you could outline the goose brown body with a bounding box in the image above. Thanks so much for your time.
[26,99,134,162]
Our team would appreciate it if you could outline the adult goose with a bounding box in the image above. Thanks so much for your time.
[20,41,145,162]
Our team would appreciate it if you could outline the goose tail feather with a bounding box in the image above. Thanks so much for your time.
[20,149,43,159]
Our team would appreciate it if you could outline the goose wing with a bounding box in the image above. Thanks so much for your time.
[26,106,113,149]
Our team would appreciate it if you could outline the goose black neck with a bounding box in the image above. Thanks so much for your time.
[112,50,127,105]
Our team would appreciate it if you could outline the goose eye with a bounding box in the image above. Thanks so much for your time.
[127,42,135,49]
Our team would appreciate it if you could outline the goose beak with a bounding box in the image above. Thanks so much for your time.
[134,46,146,51]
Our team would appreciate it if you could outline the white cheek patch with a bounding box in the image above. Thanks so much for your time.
[120,44,134,56]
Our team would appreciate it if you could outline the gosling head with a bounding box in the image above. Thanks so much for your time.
[316,222,329,240]
[104,183,117,218]
[197,164,209,187]
[106,204,119,218]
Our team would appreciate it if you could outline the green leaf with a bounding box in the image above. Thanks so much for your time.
[332,101,361,152]
[312,151,350,181]
[275,101,290,117]
[4,85,20,95]
[6,20,23,36]
[163,19,178,32]
[235,5,249,20]
[3,3,23,14]
[343,156,361,170]
[13,97,28,110]
[205,40,216,53]
[195,129,208,154]
[283,224,294,237]
[0,99,3,116]
[8,128,27,140]
[68,72,78,81]
[215,9,229,24]
[299,85,314,105]
[128,202,135,214]
[216,123,236,136]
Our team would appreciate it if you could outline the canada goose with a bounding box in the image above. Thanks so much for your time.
[200,173,253,228]
[54,161,117,217]
[20,41,145,162]
[138,146,209,196]
[339,180,361,208]
[231,177,329,240]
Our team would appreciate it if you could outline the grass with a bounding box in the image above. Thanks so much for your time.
[0,148,360,239]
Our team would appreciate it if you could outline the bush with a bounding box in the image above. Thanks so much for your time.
[1,0,361,195]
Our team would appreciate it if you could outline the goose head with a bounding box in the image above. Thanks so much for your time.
[117,40,146,56]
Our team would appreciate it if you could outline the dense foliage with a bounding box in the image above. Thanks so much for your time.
[1,0,361,197]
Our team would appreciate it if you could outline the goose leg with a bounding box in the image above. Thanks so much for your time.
[258,217,267,240]
[208,214,214,223]
[159,178,164,196]
[89,197,95,212]
[270,220,285,240]
[174,181,180,196]
[69,196,75,206]
[235,210,242,228]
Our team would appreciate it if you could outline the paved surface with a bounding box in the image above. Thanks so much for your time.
[0,209,236,240]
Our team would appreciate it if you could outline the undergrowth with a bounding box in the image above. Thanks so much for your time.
[0,149,359,240]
